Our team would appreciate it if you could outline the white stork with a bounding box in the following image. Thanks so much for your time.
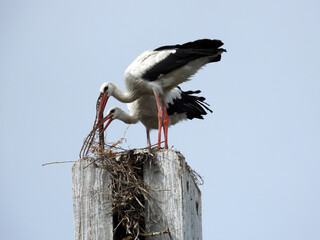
[98,39,226,147]
[97,87,213,149]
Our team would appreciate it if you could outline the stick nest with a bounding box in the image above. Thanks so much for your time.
[87,146,170,239]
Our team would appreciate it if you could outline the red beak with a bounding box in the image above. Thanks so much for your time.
[96,93,110,149]
[98,93,109,120]
[98,114,114,136]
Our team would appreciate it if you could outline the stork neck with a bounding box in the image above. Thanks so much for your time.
[113,85,139,103]
[118,111,139,125]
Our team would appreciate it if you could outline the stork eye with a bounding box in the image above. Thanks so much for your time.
[110,109,115,114]
[104,86,108,92]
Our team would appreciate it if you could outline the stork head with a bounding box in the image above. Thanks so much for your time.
[99,82,114,96]
[97,82,114,120]
[106,107,122,120]
[97,107,122,136]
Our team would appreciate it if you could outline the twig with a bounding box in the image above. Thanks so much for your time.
[139,141,165,150]
[139,227,170,237]
[134,227,139,240]
[134,195,145,208]
[42,160,77,166]
[113,217,124,232]
[83,158,98,169]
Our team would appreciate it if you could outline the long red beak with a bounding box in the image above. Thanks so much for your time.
[98,114,114,136]
[98,93,109,120]
[96,93,110,150]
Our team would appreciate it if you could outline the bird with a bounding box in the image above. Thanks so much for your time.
[96,87,213,149]
[97,39,226,147]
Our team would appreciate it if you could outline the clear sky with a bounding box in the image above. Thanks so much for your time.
[1,0,320,239]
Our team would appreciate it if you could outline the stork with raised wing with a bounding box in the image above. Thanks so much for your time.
[98,39,226,147]
[97,87,213,149]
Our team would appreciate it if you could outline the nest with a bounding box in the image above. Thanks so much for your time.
[86,145,170,239]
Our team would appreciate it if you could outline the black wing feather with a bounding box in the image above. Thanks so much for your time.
[154,39,224,51]
[142,39,226,81]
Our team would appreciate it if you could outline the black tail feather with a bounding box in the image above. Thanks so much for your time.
[167,87,213,120]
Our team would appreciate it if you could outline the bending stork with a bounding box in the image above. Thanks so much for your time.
[98,39,226,147]
[97,87,212,149]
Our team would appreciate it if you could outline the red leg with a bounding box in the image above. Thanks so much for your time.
[161,99,169,149]
[154,92,163,148]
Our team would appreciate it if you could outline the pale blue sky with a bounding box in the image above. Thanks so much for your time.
[1,1,320,239]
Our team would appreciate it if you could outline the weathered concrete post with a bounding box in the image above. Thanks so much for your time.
[72,150,202,240]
